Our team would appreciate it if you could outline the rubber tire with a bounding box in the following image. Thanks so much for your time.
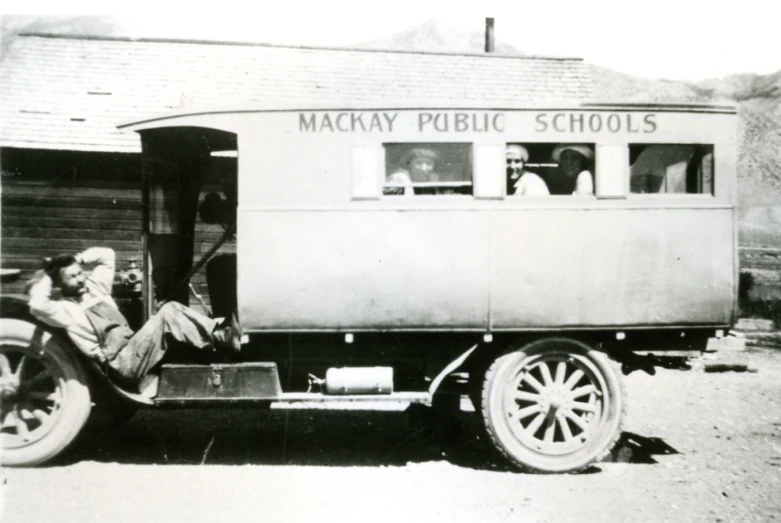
[1,319,92,467]
[481,337,624,474]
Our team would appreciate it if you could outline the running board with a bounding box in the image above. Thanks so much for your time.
[276,392,431,403]
[154,392,432,407]
[154,363,433,406]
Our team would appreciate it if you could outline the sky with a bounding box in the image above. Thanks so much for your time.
[3,0,779,81]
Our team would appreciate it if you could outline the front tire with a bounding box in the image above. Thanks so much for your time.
[0,319,92,466]
[482,337,624,473]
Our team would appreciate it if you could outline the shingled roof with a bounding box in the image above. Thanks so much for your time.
[0,34,594,153]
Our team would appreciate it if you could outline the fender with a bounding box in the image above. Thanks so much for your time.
[82,359,154,407]
[428,343,478,396]
[0,294,35,321]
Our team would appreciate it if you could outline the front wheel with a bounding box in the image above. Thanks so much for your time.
[0,319,92,466]
[482,337,624,473]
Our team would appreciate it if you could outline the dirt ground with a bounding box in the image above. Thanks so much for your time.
[2,348,780,523]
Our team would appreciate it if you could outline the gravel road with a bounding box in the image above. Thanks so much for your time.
[2,348,780,523]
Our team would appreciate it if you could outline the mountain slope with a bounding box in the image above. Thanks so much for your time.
[588,64,713,103]
[588,63,781,212]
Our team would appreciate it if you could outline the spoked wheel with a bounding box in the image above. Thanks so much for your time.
[482,337,624,473]
[0,319,92,466]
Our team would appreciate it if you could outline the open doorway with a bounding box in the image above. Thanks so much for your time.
[138,126,238,323]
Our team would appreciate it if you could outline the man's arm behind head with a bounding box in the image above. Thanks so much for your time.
[77,248,116,295]
[26,264,70,328]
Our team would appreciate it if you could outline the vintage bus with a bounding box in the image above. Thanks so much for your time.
[0,102,738,473]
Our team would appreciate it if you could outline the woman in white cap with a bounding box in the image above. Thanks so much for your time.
[550,144,594,196]
[507,144,549,196]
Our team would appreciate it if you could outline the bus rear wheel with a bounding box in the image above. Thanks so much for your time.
[0,319,92,466]
[481,337,624,473]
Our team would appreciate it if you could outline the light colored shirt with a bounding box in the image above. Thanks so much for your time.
[384,170,415,196]
[28,247,118,358]
[513,171,550,196]
[574,170,594,195]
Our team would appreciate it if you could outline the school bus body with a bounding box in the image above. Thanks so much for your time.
[124,105,737,333]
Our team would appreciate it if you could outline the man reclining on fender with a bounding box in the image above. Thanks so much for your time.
[27,247,240,397]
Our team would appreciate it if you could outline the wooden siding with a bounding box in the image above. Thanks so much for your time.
[1,180,235,316]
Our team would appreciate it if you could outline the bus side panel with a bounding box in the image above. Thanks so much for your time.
[491,207,734,328]
[237,210,491,330]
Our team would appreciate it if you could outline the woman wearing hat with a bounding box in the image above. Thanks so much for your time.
[550,144,595,196]
[507,144,549,196]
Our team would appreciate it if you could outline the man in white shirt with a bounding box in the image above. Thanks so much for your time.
[28,247,239,396]
[507,145,549,196]
[384,148,443,196]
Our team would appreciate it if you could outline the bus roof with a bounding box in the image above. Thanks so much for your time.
[119,102,737,132]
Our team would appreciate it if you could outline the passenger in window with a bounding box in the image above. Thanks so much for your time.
[385,148,442,196]
[550,145,594,195]
[384,170,414,196]
[506,145,549,196]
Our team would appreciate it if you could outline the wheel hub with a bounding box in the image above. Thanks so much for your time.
[0,385,18,407]
[541,386,568,412]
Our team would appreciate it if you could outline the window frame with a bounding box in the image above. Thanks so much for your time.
[350,144,385,200]
[503,142,599,199]
[380,142,475,199]
[627,143,716,197]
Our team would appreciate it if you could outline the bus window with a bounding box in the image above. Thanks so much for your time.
[383,143,472,196]
[506,143,596,197]
[629,144,714,195]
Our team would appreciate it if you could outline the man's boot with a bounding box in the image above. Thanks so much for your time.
[212,312,242,354]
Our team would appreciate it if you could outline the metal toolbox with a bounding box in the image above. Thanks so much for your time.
[157,362,282,401]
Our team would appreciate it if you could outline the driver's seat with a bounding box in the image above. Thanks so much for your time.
[205,253,237,320]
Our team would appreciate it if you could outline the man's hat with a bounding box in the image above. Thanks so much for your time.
[552,144,594,162]
[402,148,439,165]
[506,145,529,162]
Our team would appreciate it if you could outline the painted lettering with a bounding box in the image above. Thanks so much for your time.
[627,113,639,133]
[434,113,449,132]
[570,113,584,133]
[383,112,398,132]
[644,114,657,133]
[589,114,603,132]
[553,113,566,132]
[535,112,659,134]
[320,114,334,132]
[493,114,505,132]
[301,111,508,133]
[535,114,548,132]
[369,113,383,132]
[351,113,367,132]
[455,113,469,132]
[472,113,485,132]
[300,113,316,132]
[419,113,433,131]
[336,113,349,132]
[607,114,621,132]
